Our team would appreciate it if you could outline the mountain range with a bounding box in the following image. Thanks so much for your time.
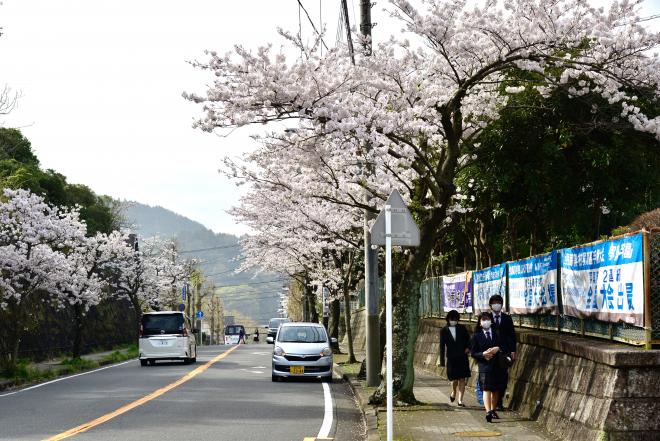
[122,202,282,325]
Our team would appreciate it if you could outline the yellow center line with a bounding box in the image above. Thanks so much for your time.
[43,345,239,441]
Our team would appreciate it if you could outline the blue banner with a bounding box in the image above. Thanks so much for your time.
[508,251,559,315]
[560,233,645,326]
[473,264,507,314]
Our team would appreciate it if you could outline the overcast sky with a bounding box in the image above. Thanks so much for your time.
[1,0,658,236]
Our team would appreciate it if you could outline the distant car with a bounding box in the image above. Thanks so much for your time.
[224,324,246,345]
[139,311,197,366]
[271,322,333,382]
[266,317,291,344]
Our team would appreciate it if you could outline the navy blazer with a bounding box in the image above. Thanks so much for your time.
[470,329,503,373]
[491,312,516,353]
[439,324,470,366]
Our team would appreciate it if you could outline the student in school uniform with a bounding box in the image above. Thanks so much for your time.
[489,294,516,410]
[437,310,471,406]
[471,311,507,423]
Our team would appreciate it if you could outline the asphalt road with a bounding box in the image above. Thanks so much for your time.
[0,344,365,441]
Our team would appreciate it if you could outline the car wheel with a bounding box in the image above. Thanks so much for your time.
[148,359,156,366]
[190,357,196,363]
[140,359,148,367]
[272,375,279,382]
[322,375,333,383]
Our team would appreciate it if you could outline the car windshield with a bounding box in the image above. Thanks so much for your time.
[269,318,289,328]
[225,325,244,335]
[277,326,327,343]
[142,314,184,336]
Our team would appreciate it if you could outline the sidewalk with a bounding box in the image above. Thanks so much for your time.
[336,351,558,441]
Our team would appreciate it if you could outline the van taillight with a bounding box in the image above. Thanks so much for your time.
[182,328,188,337]
[139,323,143,337]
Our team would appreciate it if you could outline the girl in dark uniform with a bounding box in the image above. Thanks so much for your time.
[438,310,471,406]
[471,311,505,422]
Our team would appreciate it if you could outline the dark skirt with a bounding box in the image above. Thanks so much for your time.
[446,354,471,380]
[478,370,504,392]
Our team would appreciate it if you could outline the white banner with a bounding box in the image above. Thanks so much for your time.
[560,233,645,326]
[473,264,507,314]
[508,251,559,315]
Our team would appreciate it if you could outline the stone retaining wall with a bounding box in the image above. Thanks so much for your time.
[343,307,366,353]
[414,318,660,441]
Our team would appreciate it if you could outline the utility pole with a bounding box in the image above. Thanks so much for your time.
[358,0,380,388]
[195,279,203,345]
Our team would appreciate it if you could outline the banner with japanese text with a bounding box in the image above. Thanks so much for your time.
[508,251,559,315]
[442,272,473,313]
[473,264,507,314]
[560,233,645,326]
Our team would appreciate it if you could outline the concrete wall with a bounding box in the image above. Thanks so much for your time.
[414,318,660,441]
[343,307,366,353]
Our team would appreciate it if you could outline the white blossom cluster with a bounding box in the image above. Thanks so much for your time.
[0,189,195,315]
[186,0,660,304]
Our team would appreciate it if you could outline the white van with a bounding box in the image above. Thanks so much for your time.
[139,311,197,366]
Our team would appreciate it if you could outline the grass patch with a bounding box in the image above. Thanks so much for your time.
[61,357,99,370]
[99,343,138,364]
[1,360,57,383]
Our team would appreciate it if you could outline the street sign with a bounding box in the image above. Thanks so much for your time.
[178,303,185,312]
[370,189,420,247]
[370,189,421,441]
[196,311,204,319]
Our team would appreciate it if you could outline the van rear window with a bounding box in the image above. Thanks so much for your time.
[224,325,244,335]
[142,314,185,336]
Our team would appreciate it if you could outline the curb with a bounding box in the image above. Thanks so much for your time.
[333,363,380,441]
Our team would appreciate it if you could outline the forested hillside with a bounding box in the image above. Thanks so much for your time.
[123,202,281,325]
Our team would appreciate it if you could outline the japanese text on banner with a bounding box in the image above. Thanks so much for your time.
[442,272,473,313]
[560,233,645,326]
[473,264,507,314]
[508,251,559,315]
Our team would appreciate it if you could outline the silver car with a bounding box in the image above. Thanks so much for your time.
[271,322,333,382]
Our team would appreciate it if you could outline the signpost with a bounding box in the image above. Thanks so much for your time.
[196,311,204,346]
[370,189,420,441]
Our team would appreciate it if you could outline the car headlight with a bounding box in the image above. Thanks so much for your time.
[274,346,284,356]
[321,347,332,357]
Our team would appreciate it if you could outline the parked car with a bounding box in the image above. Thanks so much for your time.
[139,311,197,366]
[266,317,291,344]
[224,324,246,345]
[271,322,334,382]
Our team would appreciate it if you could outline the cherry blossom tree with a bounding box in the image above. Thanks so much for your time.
[0,189,86,369]
[60,231,131,358]
[188,0,660,402]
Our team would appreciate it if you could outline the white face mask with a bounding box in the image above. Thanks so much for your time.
[491,303,503,312]
[481,320,492,330]
[449,320,458,326]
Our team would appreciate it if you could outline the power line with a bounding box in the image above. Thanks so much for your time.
[211,278,285,288]
[179,244,240,254]
[297,0,329,51]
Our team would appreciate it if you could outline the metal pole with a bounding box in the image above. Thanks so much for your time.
[385,205,393,441]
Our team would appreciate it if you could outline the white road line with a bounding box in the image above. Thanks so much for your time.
[317,381,333,439]
[0,359,134,398]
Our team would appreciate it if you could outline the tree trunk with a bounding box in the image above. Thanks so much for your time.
[71,304,85,359]
[342,289,357,363]
[309,290,319,323]
[328,298,340,353]
[370,207,445,404]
